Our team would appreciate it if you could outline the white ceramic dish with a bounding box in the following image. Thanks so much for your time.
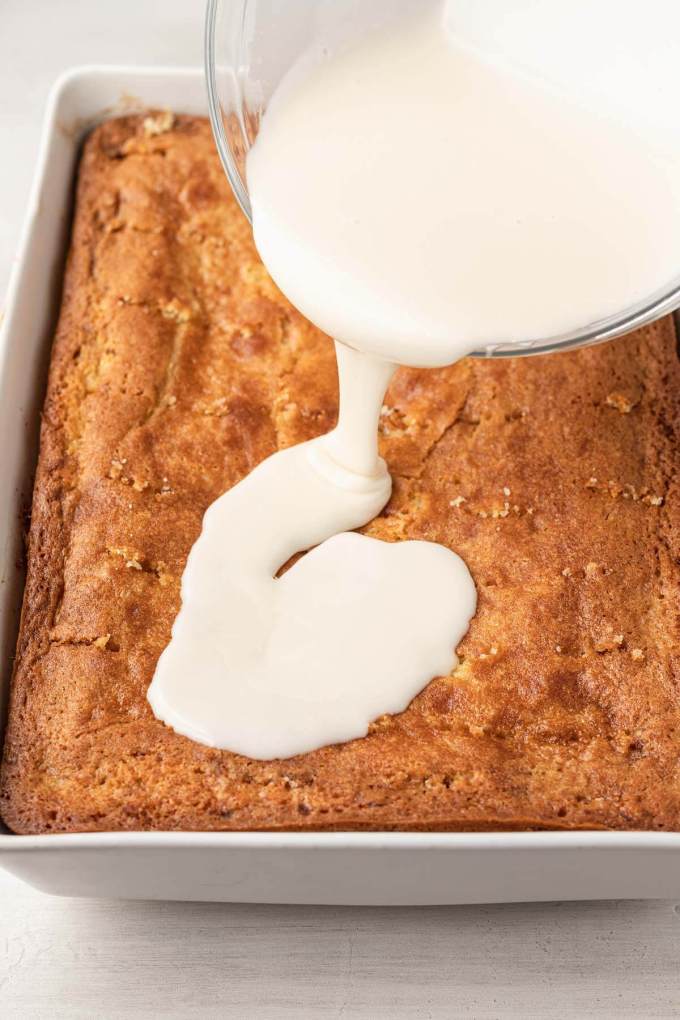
[2,66,680,905]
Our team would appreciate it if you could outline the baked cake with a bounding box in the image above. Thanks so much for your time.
[1,113,679,833]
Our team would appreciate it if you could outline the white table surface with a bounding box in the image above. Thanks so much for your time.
[2,3,680,1017]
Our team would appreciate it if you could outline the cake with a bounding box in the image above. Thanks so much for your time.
[1,113,679,834]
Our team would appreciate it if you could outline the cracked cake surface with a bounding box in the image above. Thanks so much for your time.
[1,113,680,834]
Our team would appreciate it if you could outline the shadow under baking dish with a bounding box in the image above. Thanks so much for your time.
[1,66,680,905]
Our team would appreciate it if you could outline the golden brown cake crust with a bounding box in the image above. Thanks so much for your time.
[2,114,680,834]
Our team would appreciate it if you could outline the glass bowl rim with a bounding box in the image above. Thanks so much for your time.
[204,0,680,358]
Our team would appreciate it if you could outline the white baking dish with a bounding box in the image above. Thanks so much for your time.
[2,66,680,905]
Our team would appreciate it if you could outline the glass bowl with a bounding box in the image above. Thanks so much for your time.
[205,0,680,358]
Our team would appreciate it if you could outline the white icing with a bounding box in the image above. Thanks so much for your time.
[150,1,680,758]
[248,3,680,365]
[148,344,476,759]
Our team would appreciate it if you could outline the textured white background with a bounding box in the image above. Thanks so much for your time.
[2,2,680,1017]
